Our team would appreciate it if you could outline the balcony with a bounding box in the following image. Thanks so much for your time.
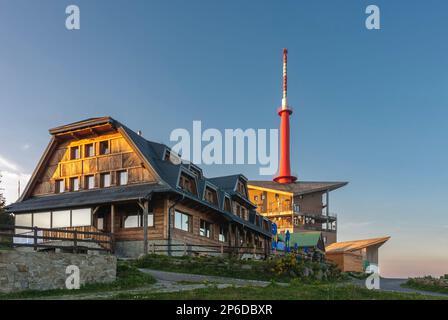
[257,203,337,222]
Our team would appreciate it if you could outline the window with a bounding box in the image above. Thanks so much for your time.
[97,217,104,230]
[254,195,258,201]
[15,213,33,235]
[55,179,65,193]
[204,186,218,205]
[122,212,153,228]
[224,197,231,212]
[178,173,197,195]
[219,226,227,242]
[100,173,111,188]
[85,143,94,157]
[33,212,51,228]
[200,220,211,238]
[174,211,190,232]
[85,175,95,190]
[70,146,80,160]
[99,141,110,155]
[52,210,71,228]
[123,214,141,228]
[71,209,91,227]
[117,171,128,186]
[69,177,79,191]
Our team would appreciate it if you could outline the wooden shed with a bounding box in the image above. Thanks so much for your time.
[325,236,390,272]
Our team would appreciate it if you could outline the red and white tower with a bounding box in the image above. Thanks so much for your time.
[273,48,297,184]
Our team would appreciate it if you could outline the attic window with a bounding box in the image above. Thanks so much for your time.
[85,143,94,157]
[70,146,80,160]
[224,197,231,212]
[99,141,110,155]
[204,186,218,206]
[178,172,197,195]
[164,149,181,164]
[237,180,247,197]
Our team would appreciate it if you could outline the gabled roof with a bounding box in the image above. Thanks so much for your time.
[325,237,391,253]
[248,180,348,196]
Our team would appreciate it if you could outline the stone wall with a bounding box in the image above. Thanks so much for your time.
[0,249,116,293]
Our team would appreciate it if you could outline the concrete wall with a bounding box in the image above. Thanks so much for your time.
[0,249,116,293]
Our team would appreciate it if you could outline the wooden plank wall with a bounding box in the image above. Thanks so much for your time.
[32,132,157,196]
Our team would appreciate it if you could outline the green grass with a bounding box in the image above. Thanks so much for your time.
[403,278,448,295]
[112,282,448,300]
[133,254,340,283]
[0,262,156,300]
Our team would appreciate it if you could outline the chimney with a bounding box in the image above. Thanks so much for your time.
[273,48,297,184]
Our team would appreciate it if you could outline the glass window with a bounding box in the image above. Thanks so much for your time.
[70,146,80,160]
[15,213,32,227]
[100,173,111,188]
[33,212,51,228]
[99,141,109,155]
[148,212,154,227]
[219,226,227,242]
[200,219,211,238]
[55,179,65,193]
[118,171,128,186]
[69,177,79,191]
[123,214,141,228]
[97,217,104,230]
[52,210,71,228]
[85,175,95,190]
[85,143,94,157]
[71,208,91,227]
[174,211,190,232]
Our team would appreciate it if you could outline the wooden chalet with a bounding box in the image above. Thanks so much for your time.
[5,117,272,258]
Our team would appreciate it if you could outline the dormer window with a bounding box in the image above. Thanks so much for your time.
[224,196,231,212]
[178,172,197,195]
[204,186,218,206]
[237,180,248,197]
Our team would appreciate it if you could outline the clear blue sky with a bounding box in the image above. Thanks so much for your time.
[0,0,447,277]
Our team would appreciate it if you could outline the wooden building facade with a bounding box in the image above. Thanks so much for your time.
[248,181,347,245]
[6,117,272,258]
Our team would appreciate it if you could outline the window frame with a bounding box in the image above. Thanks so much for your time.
[69,176,80,192]
[174,210,191,233]
[100,172,111,188]
[84,143,95,158]
[199,219,212,238]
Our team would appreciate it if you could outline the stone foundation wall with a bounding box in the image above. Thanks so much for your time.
[0,249,117,293]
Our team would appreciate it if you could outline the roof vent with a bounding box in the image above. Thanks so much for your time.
[137,130,142,136]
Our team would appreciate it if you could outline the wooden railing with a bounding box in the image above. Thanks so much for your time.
[145,243,269,258]
[0,225,113,253]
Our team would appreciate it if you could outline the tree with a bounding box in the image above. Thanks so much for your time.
[0,172,12,226]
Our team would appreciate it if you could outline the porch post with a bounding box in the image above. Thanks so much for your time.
[143,200,149,255]
[111,204,115,234]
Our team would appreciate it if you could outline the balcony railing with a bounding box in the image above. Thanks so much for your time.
[257,202,337,220]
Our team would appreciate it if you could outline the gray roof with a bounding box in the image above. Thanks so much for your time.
[248,181,348,195]
[7,183,170,213]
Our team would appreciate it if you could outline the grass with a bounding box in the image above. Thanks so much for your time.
[0,262,156,300]
[403,277,448,295]
[133,254,340,283]
[134,254,275,281]
[112,282,448,300]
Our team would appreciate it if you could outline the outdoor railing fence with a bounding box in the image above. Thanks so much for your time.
[0,224,113,253]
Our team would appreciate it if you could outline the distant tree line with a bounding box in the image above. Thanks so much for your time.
[0,173,13,226]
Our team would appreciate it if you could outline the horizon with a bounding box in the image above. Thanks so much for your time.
[1,0,447,279]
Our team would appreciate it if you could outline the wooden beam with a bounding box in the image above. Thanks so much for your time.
[143,200,149,255]
[111,204,115,234]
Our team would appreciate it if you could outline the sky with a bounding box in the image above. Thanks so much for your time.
[0,0,447,278]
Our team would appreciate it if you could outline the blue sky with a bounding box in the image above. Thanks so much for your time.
[0,0,447,277]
